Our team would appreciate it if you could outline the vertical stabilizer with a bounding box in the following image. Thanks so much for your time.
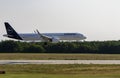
[4,22,22,40]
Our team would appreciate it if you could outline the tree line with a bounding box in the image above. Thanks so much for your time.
[0,40,120,54]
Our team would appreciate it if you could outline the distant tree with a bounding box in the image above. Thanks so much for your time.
[23,44,45,53]
[0,40,21,52]
[0,40,120,54]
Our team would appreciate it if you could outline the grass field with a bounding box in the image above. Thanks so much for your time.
[0,53,120,77]
[0,64,120,78]
[0,53,120,60]
[1,74,120,78]
[0,53,120,78]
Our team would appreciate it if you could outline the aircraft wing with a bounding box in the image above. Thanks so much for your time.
[36,30,52,42]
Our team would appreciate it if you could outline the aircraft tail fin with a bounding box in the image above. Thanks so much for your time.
[4,22,22,40]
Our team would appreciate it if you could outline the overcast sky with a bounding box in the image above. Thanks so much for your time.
[0,0,120,41]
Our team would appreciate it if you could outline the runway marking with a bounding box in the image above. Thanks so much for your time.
[0,60,120,64]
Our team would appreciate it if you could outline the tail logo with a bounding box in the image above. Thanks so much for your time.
[7,29,12,32]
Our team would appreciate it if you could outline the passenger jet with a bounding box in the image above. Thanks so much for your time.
[3,22,86,42]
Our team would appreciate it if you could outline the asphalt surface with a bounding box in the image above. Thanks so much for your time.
[0,60,120,64]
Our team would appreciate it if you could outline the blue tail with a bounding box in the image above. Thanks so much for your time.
[4,22,22,40]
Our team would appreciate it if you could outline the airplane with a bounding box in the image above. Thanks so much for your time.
[3,22,87,42]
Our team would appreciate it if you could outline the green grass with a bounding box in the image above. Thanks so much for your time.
[0,64,120,78]
[0,64,120,74]
[0,74,120,78]
[0,53,120,60]
[0,53,120,77]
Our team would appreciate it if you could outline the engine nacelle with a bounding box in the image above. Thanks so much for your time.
[41,37,59,43]
[51,37,59,43]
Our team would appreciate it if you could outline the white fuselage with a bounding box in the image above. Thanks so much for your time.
[19,33,86,41]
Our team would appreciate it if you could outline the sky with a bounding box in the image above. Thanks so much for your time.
[0,0,120,41]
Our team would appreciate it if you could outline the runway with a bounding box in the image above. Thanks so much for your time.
[0,60,120,64]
